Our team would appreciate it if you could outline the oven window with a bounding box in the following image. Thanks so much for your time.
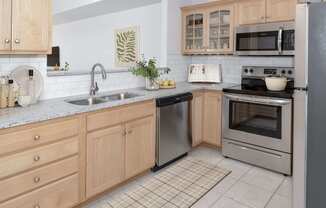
[229,101,282,139]
[236,31,278,51]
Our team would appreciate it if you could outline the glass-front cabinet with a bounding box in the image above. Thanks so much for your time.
[182,4,235,55]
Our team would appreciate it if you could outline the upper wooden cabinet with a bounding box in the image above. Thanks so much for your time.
[0,0,52,54]
[237,0,296,25]
[266,0,296,23]
[182,3,235,55]
[237,0,266,25]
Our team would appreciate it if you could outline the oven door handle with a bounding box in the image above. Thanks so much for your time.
[278,27,283,55]
[224,94,291,106]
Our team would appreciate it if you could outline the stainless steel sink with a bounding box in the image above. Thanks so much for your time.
[66,97,107,106]
[101,92,141,101]
[65,92,142,106]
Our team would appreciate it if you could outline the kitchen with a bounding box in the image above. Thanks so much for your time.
[0,0,323,208]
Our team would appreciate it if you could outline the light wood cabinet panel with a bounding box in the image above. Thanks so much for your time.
[0,174,80,208]
[203,92,222,146]
[191,92,204,147]
[266,0,296,23]
[0,156,78,203]
[11,0,51,52]
[125,116,155,179]
[86,125,125,198]
[0,118,80,156]
[237,0,266,25]
[0,137,79,180]
[0,0,11,52]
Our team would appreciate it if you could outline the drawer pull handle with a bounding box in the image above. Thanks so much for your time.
[34,135,41,141]
[34,176,40,183]
[34,155,40,162]
[34,204,40,208]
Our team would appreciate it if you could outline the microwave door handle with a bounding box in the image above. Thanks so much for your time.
[278,27,283,55]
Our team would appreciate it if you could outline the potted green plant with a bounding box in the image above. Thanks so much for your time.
[131,57,160,90]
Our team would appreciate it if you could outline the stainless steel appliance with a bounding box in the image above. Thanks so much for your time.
[293,2,326,208]
[154,93,193,171]
[235,22,295,56]
[188,64,222,83]
[222,66,294,175]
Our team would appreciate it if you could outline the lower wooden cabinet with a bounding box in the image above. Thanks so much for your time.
[85,101,156,199]
[191,91,204,147]
[191,91,223,147]
[86,125,125,198]
[125,116,155,179]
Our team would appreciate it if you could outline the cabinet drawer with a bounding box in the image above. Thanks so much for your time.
[0,118,80,156]
[0,137,79,179]
[0,156,79,203]
[87,100,155,132]
[0,174,80,208]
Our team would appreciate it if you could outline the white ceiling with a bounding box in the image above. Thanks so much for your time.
[53,0,162,25]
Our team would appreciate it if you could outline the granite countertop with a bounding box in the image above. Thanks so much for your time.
[0,82,238,129]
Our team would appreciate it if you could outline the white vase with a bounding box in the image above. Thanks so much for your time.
[145,78,159,91]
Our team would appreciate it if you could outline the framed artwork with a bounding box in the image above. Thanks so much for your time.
[115,26,140,67]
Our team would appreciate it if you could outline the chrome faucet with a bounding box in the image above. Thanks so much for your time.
[90,63,107,96]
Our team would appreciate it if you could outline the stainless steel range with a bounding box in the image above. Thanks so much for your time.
[222,66,294,175]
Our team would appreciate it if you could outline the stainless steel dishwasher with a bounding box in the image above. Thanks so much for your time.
[154,93,193,171]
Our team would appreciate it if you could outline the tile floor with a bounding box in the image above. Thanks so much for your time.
[85,146,292,208]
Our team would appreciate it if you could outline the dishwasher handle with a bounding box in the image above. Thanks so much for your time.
[156,93,193,107]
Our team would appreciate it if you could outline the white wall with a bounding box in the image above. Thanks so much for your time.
[53,3,162,72]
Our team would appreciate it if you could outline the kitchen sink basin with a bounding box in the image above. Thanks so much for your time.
[66,92,142,106]
[100,92,141,101]
[66,97,107,106]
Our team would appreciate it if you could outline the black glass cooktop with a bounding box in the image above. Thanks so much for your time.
[223,84,294,99]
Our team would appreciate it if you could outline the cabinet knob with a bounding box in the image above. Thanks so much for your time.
[261,16,265,20]
[14,39,20,44]
[128,130,133,134]
[34,135,41,141]
[4,39,10,44]
[34,155,40,162]
[34,204,40,208]
[34,176,41,183]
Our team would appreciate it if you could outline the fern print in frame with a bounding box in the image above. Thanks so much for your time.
[115,26,140,67]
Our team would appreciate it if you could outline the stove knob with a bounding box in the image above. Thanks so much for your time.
[281,70,286,74]
[244,69,249,73]
[288,70,293,75]
[249,69,254,73]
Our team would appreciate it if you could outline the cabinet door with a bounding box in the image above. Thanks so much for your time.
[266,0,296,23]
[237,0,266,25]
[207,4,235,54]
[11,0,51,52]
[191,92,204,147]
[86,125,125,198]
[125,116,155,179]
[0,0,11,52]
[203,92,222,146]
[183,11,206,54]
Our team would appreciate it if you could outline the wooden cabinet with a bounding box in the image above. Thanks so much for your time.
[182,2,235,55]
[191,91,223,147]
[0,0,11,52]
[203,92,223,146]
[237,0,266,25]
[0,0,52,54]
[86,125,125,198]
[266,0,296,23]
[191,91,204,147]
[0,116,82,208]
[86,101,156,198]
[237,0,296,25]
[125,116,155,178]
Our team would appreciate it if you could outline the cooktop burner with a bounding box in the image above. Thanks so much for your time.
[223,66,295,99]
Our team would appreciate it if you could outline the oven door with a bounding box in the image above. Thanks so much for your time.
[223,94,292,153]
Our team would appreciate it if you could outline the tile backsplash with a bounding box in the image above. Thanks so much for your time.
[0,54,293,100]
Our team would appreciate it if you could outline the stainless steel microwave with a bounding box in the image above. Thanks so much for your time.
[235,22,295,56]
